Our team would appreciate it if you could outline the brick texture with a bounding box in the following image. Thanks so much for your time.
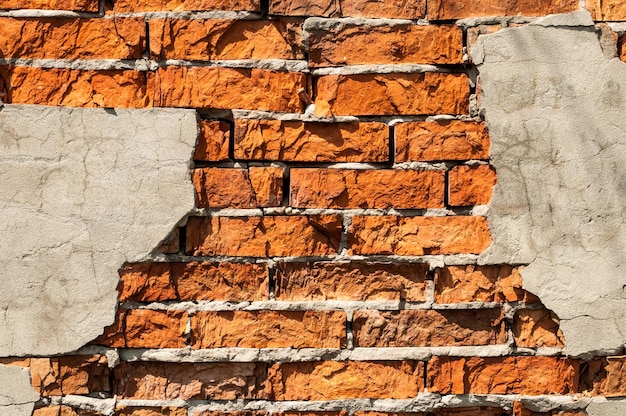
[0,0,98,11]
[427,0,579,19]
[448,165,497,206]
[194,120,230,162]
[270,0,426,18]
[113,0,259,12]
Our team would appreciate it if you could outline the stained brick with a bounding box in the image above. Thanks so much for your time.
[274,261,428,301]
[234,119,389,162]
[190,311,346,348]
[186,215,342,257]
[290,168,445,209]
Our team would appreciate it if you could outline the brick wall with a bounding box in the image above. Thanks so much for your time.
[1,0,625,415]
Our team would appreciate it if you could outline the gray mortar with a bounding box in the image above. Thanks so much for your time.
[475,11,626,358]
[0,365,39,416]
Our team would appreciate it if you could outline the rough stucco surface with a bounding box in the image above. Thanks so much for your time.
[475,11,626,358]
[0,105,197,356]
[0,365,38,416]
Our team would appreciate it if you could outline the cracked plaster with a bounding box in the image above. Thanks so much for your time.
[0,105,197,356]
[475,11,626,358]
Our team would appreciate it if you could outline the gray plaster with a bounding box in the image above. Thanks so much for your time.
[0,365,39,416]
[475,11,626,357]
[586,399,626,416]
[0,105,197,356]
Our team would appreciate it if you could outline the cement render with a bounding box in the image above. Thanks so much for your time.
[0,365,38,416]
[0,105,197,356]
[476,11,626,358]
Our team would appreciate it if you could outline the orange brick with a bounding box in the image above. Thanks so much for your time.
[249,166,284,207]
[395,120,490,162]
[315,73,469,117]
[619,34,626,63]
[118,262,268,302]
[194,120,230,162]
[190,310,346,348]
[434,265,539,303]
[513,309,564,348]
[427,0,579,19]
[114,0,259,12]
[448,165,497,206]
[114,362,264,400]
[33,405,105,416]
[25,355,110,396]
[309,24,462,67]
[0,17,144,59]
[2,66,152,108]
[234,119,389,162]
[356,409,507,416]
[265,361,423,400]
[270,0,426,18]
[149,18,303,61]
[154,66,307,112]
[290,168,444,209]
[197,412,269,416]
[125,309,187,349]
[186,215,342,257]
[274,261,428,301]
[580,356,626,397]
[428,356,578,395]
[115,407,187,416]
[512,401,587,416]
[193,168,257,209]
[349,216,492,255]
[353,309,506,347]
[588,0,626,21]
[0,0,98,11]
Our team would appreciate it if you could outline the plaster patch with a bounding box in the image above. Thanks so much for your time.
[476,12,626,357]
[0,105,197,356]
[0,364,39,416]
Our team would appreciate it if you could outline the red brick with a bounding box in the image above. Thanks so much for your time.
[580,356,626,397]
[118,262,268,302]
[113,0,259,12]
[513,309,564,348]
[309,24,462,67]
[290,168,445,209]
[194,120,230,162]
[249,166,284,207]
[234,119,389,162]
[395,120,490,162]
[114,362,264,400]
[356,410,508,416]
[274,261,428,301]
[620,35,626,63]
[588,0,626,21]
[269,0,426,18]
[190,310,346,348]
[434,265,539,303]
[197,412,269,416]
[315,73,469,117]
[154,66,307,112]
[349,216,492,255]
[265,361,423,400]
[193,168,257,209]
[427,0,579,19]
[124,309,187,349]
[149,18,303,61]
[0,17,144,59]
[0,0,98,11]
[353,309,506,347]
[428,356,578,395]
[2,66,152,108]
[186,215,342,257]
[33,406,105,416]
[115,408,187,416]
[448,165,497,206]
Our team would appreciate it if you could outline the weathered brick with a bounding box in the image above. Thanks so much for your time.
[353,309,506,347]
[274,261,428,301]
[190,310,346,348]
[115,408,187,416]
[33,405,104,416]
[197,412,269,416]
[427,0,579,19]
[125,309,188,349]
[349,216,491,255]
[194,120,230,162]
[588,0,626,21]
[512,401,588,416]
[309,24,462,67]
[154,66,307,112]
[580,356,626,396]
[448,165,497,206]
[114,0,259,12]
[266,361,423,400]
[0,17,144,59]
[395,120,490,162]
[118,262,268,302]
[270,0,426,18]
[290,169,444,209]
[356,409,508,416]
[249,166,284,207]
[186,215,342,257]
[93,309,127,348]
[0,0,97,11]
[114,362,265,400]
[234,119,389,162]
[428,356,578,395]
[149,18,304,61]
[620,35,626,63]
[315,73,469,117]
[434,265,539,303]
[513,309,564,348]
[1,67,152,108]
